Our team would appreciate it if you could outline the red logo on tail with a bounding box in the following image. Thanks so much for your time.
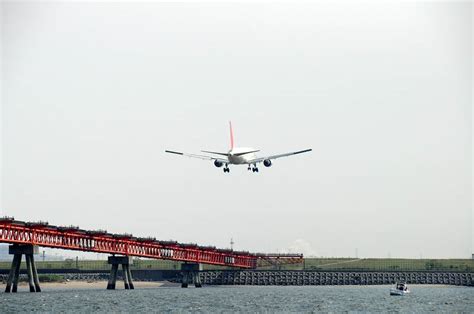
[229,121,234,150]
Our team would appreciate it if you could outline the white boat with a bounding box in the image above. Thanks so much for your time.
[390,283,410,296]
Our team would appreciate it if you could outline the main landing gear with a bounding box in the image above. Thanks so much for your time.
[223,165,230,173]
[248,164,259,173]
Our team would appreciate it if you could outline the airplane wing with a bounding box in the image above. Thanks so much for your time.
[247,148,312,164]
[165,150,229,163]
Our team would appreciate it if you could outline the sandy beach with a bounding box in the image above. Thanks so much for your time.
[1,280,168,291]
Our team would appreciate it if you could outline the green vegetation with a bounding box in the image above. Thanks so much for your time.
[37,274,65,282]
[0,258,472,272]
[302,258,474,272]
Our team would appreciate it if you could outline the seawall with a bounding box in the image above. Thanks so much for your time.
[1,269,472,286]
[199,270,474,286]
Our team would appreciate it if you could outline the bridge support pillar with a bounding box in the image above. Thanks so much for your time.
[181,263,202,288]
[107,256,134,290]
[126,264,134,289]
[5,244,40,293]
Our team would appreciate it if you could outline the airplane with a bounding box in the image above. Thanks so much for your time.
[165,122,312,173]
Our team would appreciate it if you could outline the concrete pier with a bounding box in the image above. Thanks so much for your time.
[181,263,202,288]
[107,264,119,290]
[107,256,134,290]
[122,264,130,289]
[5,254,19,293]
[11,254,21,293]
[5,244,40,293]
[126,264,134,289]
[30,254,41,292]
[25,254,35,292]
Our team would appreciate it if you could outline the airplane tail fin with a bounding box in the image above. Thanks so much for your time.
[229,121,234,150]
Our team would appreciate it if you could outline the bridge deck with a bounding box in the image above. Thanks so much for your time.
[0,219,302,268]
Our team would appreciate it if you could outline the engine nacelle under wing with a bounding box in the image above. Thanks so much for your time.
[263,159,272,167]
[214,160,224,168]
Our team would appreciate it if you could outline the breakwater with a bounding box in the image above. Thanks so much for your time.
[198,270,474,286]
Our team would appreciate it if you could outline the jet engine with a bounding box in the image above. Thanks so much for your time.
[263,159,272,167]
[214,160,223,168]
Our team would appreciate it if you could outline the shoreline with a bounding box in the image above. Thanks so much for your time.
[0,281,458,291]
[0,280,170,290]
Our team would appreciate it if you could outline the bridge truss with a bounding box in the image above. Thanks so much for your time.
[0,218,303,269]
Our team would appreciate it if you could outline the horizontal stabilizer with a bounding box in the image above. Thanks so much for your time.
[232,150,260,156]
[201,150,229,157]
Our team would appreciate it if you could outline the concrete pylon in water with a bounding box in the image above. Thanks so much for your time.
[107,256,134,290]
[181,263,203,288]
[5,244,41,293]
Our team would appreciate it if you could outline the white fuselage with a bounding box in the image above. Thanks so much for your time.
[227,147,258,165]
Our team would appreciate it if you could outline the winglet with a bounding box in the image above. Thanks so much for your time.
[229,121,234,150]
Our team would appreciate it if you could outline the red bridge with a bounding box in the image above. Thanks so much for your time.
[0,217,303,292]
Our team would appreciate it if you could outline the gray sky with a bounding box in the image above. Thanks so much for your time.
[1,1,472,258]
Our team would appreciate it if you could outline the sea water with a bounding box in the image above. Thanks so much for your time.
[0,285,472,312]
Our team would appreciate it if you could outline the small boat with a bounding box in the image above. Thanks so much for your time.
[390,282,410,296]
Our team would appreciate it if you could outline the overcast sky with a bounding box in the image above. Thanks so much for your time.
[1,1,472,259]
